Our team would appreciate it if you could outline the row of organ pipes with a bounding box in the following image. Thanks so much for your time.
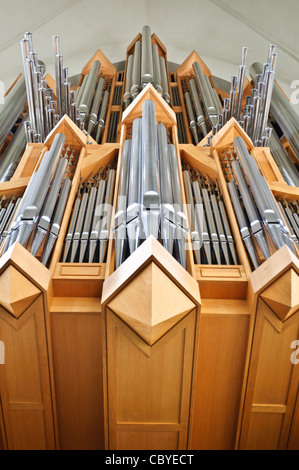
[0,75,28,182]
[19,32,110,145]
[0,26,299,272]
[123,25,171,109]
[62,162,117,264]
[114,100,188,269]
[183,44,299,186]
[224,137,297,270]
[1,133,78,266]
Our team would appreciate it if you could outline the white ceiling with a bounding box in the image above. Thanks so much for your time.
[0,0,298,112]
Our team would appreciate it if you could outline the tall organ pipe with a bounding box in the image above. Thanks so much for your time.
[0,75,27,147]
[141,25,154,85]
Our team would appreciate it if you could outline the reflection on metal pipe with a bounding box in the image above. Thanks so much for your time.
[124,27,171,107]
[224,136,297,270]
[113,99,189,269]
[141,25,154,85]
[0,114,28,182]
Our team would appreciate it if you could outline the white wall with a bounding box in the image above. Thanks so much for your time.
[0,0,298,115]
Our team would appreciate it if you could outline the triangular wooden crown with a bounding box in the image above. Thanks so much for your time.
[261,269,299,321]
[102,236,200,346]
[44,114,87,148]
[211,117,254,152]
[0,243,51,319]
[251,245,299,323]
[122,83,176,128]
[80,49,116,80]
[176,50,212,79]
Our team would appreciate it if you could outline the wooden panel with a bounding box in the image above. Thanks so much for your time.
[252,147,286,184]
[179,145,218,178]
[59,265,104,277]
[9,409,47,450]
[0,177,30,199]
[117,430,179,450]
[50,300,104,450]
[194,265,248,299]
[1,314,43,402]
[0,297,56,449]
[80,144,119,180]
[12,144,44,179]
[269,181,299,202]
[190,300,250,449]
[52,278,104,298]
[199,267,243,279]
[288,388,299,449]
[245,413,284,450]
[239,300,299,450]
[116,323,184,422]
[106,309,196,450]
[0,400,4,450]
[252,314,295,405]
[53,263,105,298]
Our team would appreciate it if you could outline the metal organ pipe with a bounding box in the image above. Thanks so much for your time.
[18,32,111,143]
[124,26,171,107]
[250,61,299,163]
[0,114,28,182]
[112,99,189,269]
[1,26,298,279]
[79,60,101,121]
[0,74,27,147]
[141,25,154,85]
[131,40,142,99]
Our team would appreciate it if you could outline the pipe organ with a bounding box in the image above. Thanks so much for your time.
[0,25,299,451]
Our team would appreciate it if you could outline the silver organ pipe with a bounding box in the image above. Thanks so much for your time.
[124,26,171,109]
[0,25,298,277]
[18,32,111,144]
[0,75,27,149]
[224,136,297,270]
[0,113,28,182]
[196,43,299,188]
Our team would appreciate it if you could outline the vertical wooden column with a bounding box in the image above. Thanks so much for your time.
[101,236,201,450]
[50,297,104,450]
[190,299,251,449]
[182,118,252,449]
[47,123,119,449]
[0,400,6,449]
[237,246,299,450]
[0,243,57,450]
[288,387,299,449]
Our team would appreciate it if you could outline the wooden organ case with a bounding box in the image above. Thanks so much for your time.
[0,29,298,451]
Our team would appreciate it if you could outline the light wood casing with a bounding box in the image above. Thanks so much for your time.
[101,236,201,450]
[0,40,298,451]
[0,243,57,450]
